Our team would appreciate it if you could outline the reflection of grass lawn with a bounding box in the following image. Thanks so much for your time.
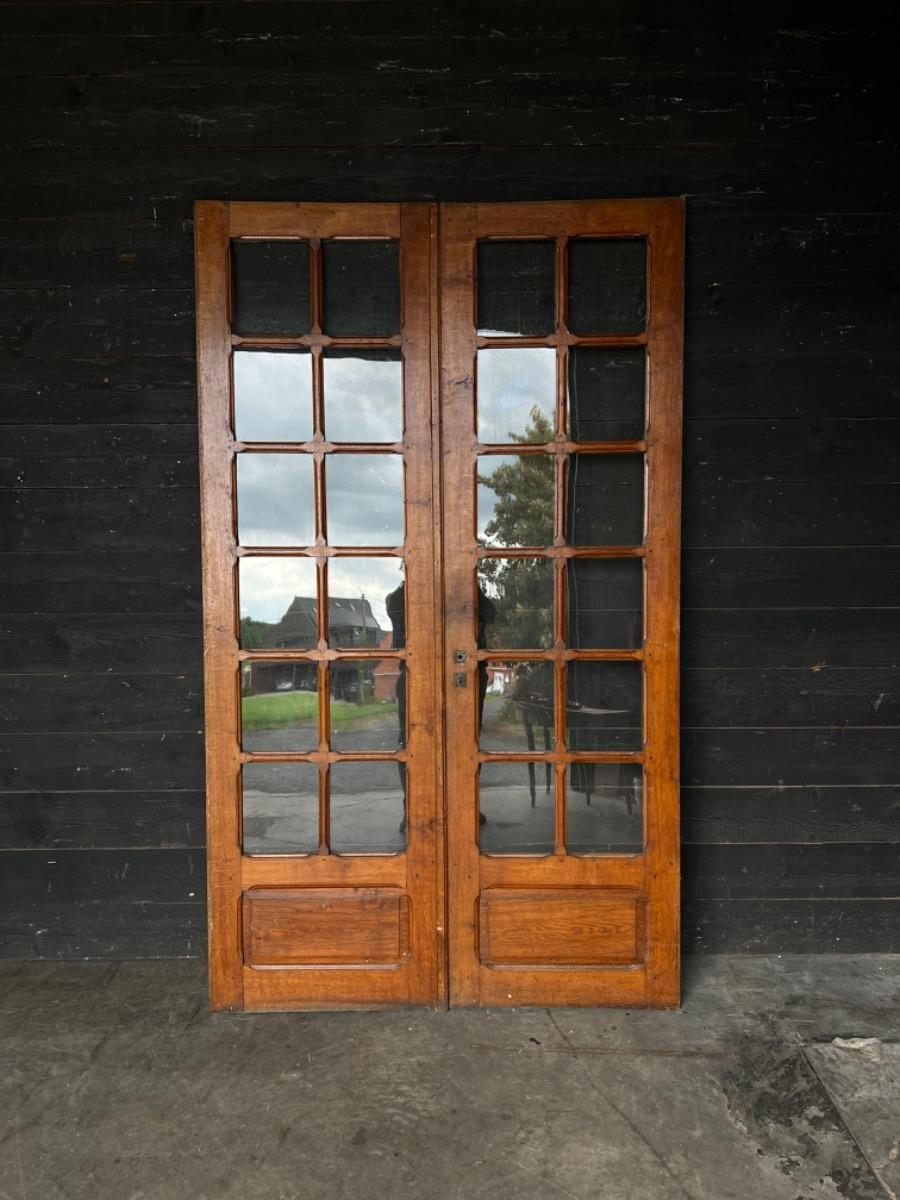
[242,691,392,731]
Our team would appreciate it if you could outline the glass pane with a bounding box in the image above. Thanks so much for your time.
[233,351,313,443]
[480,660,553,752]
[231,240,310,337]
[236,453,315,547]
[567,558,643,649]
[330,659,405,752]
[477,348,556,444]
[330,761,406,854]
[479,762,554,855]
[477,239,555,336]
[239,557,318,649]
[326,454,404,546]
[567,453,644,547]
[567,764,643,854]
[322,240,400,336]
[567,661,642,752]
[567,238,647,335]
[242,761,318,856]
[327,558,405,648]
[477,558,553,649]
[241,660,318,753]
[568,348,645,442]
[477,454,554,547]
[323,349,402,443]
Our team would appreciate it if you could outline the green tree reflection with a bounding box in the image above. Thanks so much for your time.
[479,408,555,651]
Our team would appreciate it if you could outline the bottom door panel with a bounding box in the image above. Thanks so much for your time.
[243,887,410,966]
[478,888,643,966]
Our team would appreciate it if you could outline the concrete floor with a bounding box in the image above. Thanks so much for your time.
[2,957,898,1200]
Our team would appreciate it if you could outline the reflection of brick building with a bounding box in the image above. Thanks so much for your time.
[373,632,401,702]
[242,596,385,696]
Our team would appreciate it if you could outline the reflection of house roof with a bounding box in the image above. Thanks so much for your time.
[269,595,384,648]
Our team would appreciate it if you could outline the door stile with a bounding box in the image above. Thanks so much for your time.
[642,202,685,1006]
[195,200,243,1011]
[439,204,483,1006]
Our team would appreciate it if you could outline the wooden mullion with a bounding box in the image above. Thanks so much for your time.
[309,238,323,334]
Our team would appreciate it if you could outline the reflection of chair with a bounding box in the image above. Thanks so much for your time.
[514,697,553,805]
[515,701,637,814]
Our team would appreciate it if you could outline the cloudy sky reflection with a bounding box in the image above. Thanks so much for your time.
[234,350,313,442]
[477,347,556,443]
[324,350,402,442]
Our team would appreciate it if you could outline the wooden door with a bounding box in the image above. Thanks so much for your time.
[441,201,684,1007]
[196,199,683,1011]
[196,202,445,1010]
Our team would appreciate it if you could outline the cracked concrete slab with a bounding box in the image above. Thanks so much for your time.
[1,956,898,1199]
[808,1039,900,1199]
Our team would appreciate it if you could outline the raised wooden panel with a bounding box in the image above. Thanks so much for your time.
[478,887,642,966]
[242,887,409,966]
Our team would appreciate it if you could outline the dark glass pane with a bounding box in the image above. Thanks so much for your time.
[567,558,643,649]
[322,240,400,336]
[242,762,318,856]
[477,348,555,444]
[239,557,318,650]
[330,659,405,753]
[567,239,646,335]
[568,348,645,441]
[231,240,310,336]
[566,661,642,752]
[477,239,556,336]
[477,558,553,649]
[233,350,313,443]
[477,454,554,548]
[236,453,315,546]
[567,453,644,547]
[327,558,404,648]
[479,762,554,855]
[323,349,402,443]
[330,761,406,854]
[326,454,404,546]
[241,660,318,753]
[566,764,643,854]
[479,660,554,752]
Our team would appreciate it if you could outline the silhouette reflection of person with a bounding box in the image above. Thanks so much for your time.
[388,580,497,835]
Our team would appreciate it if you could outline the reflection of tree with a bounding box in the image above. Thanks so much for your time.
[478,408,555,651]
[240,617,273,648]
[480,409,555,549]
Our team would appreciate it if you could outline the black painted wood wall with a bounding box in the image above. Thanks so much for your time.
[0,1,897,959]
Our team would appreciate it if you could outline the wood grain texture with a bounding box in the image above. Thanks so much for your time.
[478,888,641,965]
[242,887,408,966]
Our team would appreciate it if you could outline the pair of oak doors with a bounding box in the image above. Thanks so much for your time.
[195,199,683,1011]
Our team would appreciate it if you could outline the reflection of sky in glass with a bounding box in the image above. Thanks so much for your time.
[324,350,403,443]
[239,556,317,624]
[233,351,313,442]
[326,454,404,546]
[236,453,315,546]
[478,455,516,544]
[477,348,556,443]
[328,557,403,631]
